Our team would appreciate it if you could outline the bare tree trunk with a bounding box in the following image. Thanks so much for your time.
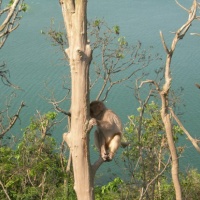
[60,0,93,199]
[139,1,198,199]
[158,43,182,199]
[159,2,197,199]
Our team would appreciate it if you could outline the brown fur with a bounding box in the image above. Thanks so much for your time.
[90,101,122,161]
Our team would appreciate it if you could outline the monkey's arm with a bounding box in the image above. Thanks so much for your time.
[87,118,97,132]
[88,118,111,133]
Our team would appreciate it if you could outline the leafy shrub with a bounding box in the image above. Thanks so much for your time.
[0,112,75,200]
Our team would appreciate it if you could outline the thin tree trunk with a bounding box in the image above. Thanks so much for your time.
[158,2,197,199]
[158,48,182,199]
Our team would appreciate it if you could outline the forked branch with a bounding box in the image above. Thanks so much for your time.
[139,1,198,199]
[0,0,26,48]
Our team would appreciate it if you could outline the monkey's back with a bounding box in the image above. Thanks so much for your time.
[99,109,123,135]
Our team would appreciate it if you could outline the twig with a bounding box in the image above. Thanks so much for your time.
[175,0,190,12]
[39,172,46,200]
[0,0,25,48]
[0,101,25,139]
[159,31,170,55]
[66,151,72,172]
[138,79,160,91]
[27,169,34,187]
[141,156,171,198]
[0,180,11,200]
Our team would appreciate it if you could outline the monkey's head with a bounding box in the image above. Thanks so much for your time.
[90,101,106,118]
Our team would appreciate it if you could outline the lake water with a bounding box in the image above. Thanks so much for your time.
[1,0,200,183]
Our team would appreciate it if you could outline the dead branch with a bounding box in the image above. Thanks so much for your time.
[140,156,171,200]
[0,179,11,200]
[0,101,25,139]
[26,169,35,187]
[174,0,197,42]
[190,32,200,36]
[138,79,160,91]
[170,108,200,153]
[66,151,72,172]
[159,31,170,55]
[175,0,190,12]
[52,102,71,116]
[89,23,160,101]
[61,139,72,173]
[0,0,21,31]
[135,82,155,143]
[43,82,71,116]
[0,0,25,49]
[0,62,21,89]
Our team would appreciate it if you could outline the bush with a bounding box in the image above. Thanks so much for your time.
[0,112,76,200]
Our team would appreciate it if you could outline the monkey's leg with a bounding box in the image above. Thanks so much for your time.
[94,130,108,161]
[107,134,121,161]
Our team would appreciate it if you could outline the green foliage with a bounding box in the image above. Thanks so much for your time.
[20,3,28,12]
[45,111,57,120]
[113,25,120,35]
[181,169,200,199]
[95,177,124,200]
[0,112,75,200]
[122,101,184,199]
[93,19,102,28]
[8,0,14,6]
[158,169,200,200]
[45,19,67,47]
[8,0,28,12]
[117,36,127,47]
[124,101,165,160]
[93,102,195,199]
[48,30,64,46]
[24,111,57,135]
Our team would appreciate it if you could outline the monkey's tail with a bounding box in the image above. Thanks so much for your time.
[121,141,130,148]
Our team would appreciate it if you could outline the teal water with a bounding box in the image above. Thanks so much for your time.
[1,0,200,183]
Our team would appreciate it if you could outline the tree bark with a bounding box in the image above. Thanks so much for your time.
[159,47,182,199]
[160,103,182,200]
[60,0,93,199]
[159,2,197,199]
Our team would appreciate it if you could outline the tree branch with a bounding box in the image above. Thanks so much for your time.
[175,0,190,12]
[0,0,25,49]
[0,180,11,200]
[159,31,170,55]
[0,62,21,89]
[91,157,104,175]
[0,101,25,139]
[140,156,171,199]
[170,108,200,153]
[138,79,160,91]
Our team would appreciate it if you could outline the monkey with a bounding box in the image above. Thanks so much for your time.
[89,100,122,162]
